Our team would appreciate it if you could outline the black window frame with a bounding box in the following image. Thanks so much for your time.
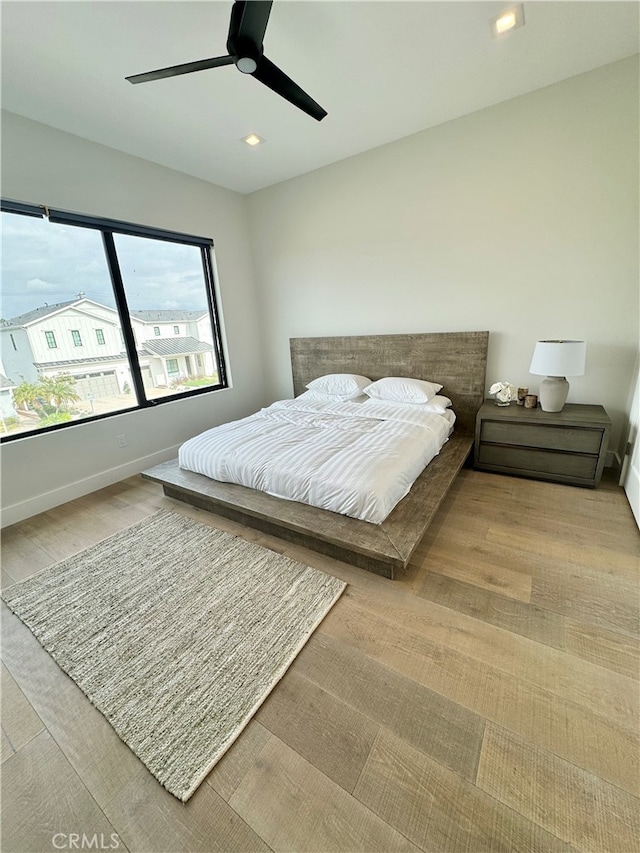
[71,329,82,347]
[95,329,105,345]
[44,330,57,349]
[153,326,161,336]
[1,199,228,443]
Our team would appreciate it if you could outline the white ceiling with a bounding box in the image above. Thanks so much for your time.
[2,1,638,194]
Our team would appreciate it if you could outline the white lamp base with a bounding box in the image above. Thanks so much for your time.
[539,376,569,412]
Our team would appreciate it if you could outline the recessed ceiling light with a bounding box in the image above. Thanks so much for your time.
[241,133,265,147]
[490,4,525,37]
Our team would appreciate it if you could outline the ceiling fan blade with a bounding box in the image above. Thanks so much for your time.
[253,55,327,121]
[126,55,235,84]
[236,0,273,47]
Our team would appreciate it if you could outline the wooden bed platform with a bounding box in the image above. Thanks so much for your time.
[142,331,489,579]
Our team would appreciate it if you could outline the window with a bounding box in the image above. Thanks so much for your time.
[9,334,17,351]
[173,325,180,335]
[1,200,227,441]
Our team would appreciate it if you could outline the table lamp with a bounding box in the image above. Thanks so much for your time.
[529,340,586,412]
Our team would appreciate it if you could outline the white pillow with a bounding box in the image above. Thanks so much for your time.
[425,395,452,414]
[363,376,443,404]
[361,395,452,416]
[358,398,455,431]
[417,394,452,414]
[306,373,371,396]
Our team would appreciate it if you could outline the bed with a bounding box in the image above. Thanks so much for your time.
[142,331,489,578]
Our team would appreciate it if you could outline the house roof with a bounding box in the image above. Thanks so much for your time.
[10,298,116,326]
[10,301,206,328]
[10,300,79,326]
[140,337,213,358]
[131,310,207,323]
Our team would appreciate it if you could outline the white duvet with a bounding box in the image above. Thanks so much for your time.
[178,395,455,524]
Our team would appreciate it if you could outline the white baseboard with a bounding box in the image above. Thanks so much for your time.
[1,445,181,529]
[605,450,621,471]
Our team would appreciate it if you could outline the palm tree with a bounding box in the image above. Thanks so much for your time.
[12,381,43,413]
[39,373,80,413]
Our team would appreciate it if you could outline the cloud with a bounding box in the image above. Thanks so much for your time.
[3,212,211,317]
[26,278,59,292]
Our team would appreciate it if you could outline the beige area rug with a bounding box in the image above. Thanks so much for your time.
[2,509,346,801]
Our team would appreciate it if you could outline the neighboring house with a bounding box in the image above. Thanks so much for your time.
[0,324,40,387]
[139,337,217,386]
[2,298,216,400]
[130,309,213,345]
[130,310,216,385]
[7,298,130,399]
[0,370,17,422]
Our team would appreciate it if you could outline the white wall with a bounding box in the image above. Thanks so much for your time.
[247,56,639,458]
[1,111,266,526]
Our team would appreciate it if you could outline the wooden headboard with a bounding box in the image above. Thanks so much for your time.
[290,331,489,432]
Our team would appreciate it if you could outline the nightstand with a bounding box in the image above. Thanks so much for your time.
[474,401,611,487]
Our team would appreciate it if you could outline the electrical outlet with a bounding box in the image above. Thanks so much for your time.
[117,434,127,448]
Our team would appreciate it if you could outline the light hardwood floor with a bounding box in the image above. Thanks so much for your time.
[1,468,638,852]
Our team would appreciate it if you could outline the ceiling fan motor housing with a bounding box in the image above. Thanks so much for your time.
[233,40,262,74]
[227,1,261,73]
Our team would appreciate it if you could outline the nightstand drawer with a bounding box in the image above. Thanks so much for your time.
[480,421,603,454]
[477,444,598,480]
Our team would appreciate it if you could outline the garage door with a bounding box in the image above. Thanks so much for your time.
[74,371,119,399]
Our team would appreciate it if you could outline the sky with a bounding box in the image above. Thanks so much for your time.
[1,211,210,322]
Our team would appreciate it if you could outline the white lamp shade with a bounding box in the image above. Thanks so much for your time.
[529,340,586,377]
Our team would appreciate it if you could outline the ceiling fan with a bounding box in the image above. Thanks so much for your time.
[126,0,327,121]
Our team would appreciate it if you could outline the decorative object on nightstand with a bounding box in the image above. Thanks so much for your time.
[529,340,586,413]
[489,381,517,406]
